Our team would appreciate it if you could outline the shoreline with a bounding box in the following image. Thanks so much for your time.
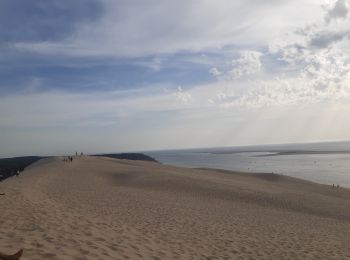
[195,167,350,192]
[149,151,350,188]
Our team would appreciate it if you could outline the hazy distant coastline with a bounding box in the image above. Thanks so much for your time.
[207,150,350,157]
[183,140,350,157]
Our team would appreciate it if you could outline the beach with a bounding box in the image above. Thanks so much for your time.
[1,156,350,259]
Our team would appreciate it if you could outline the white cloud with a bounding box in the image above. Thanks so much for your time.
[149,57,162,71]
[224,0,350,107]
[230,51,263,79]
[173,86,192,103]
[208,50,263,81]
[209,67,222,77]
[213,48,350,108]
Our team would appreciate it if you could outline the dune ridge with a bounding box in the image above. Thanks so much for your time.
[1,156,350,259]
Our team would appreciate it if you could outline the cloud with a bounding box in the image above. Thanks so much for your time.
[208,50,263,82]
[2,0,349,110]
[230,51,263,79]
[215,47,350,108]
[173,86,192,103]
[202,1,350,108]
[325,0,349,22]
[209,67,222,77]
[270,1,350,60]
[4,0,350,155]
[149,57,162,71]
[0,0,103,43]
[309,31,348,48]
[9,0,323,58]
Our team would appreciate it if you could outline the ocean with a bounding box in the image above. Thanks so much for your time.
[146,141,350,188]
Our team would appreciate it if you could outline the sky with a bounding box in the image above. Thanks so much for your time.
[1,0,350,157]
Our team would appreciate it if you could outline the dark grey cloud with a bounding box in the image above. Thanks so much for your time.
[8,0,322,58]
[292,1,350,50]
[326,0,349,22]
[0,0,104,43]
[310,31,348,48]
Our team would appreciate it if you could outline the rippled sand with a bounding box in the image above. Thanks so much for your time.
[1,156,350,259]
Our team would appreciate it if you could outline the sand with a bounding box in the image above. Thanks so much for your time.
[1,156,350,259]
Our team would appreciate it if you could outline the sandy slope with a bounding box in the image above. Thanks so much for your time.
[0,156,350,259]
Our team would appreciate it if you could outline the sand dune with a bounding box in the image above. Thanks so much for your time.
[1,156,350,259]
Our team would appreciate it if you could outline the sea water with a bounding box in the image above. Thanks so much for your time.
[146,141,350,188]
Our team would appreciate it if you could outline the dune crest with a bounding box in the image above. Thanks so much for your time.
[1,156,350,259]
